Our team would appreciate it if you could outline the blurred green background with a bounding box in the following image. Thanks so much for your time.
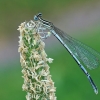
[0,0,100,100]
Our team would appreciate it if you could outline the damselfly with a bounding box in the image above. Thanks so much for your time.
[34,13,100,94]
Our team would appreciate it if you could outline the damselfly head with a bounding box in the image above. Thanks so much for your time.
[34,13,42,21]
[34,13,53,28]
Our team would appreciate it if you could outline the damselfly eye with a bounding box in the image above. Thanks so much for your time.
[34,15,38,21]
[34,13,42,21]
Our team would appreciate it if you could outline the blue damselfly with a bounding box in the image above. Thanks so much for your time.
[34,13,100,94]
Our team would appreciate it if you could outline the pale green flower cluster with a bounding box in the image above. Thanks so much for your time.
[18,20,56,100]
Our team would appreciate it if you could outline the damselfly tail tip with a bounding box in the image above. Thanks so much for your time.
[94,89,98,95]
